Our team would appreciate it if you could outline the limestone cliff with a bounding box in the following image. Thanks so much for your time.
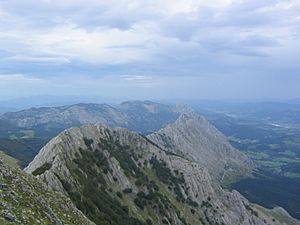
[148,111,254,183]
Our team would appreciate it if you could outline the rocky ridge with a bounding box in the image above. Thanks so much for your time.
[148,111,254,183]
[25,121,299,225]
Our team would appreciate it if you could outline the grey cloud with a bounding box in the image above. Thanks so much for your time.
[0,0,299,99]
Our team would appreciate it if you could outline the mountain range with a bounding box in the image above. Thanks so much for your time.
[0,101,180,135]
[0,101,299,224]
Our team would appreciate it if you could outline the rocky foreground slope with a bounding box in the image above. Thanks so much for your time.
[25,116,299,225]
[0,156,93,224]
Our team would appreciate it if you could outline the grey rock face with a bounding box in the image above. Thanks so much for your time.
[25,123,299,225]
[148,111,255,183]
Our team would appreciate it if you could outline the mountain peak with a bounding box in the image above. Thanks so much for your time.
[148,110,254,183]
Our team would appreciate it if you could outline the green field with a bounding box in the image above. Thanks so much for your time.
[9,129,35,139]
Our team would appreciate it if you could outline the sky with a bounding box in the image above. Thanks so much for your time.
[0,0,299,100]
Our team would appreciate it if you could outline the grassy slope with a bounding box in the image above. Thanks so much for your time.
[0,150,19,168]
[0,153,93,225]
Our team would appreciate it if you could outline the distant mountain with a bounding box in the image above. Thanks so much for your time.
[0,95,114,110]
[0,154,93,224]
[0,107,16,115]
[1,103,128,132]
[0,101,180,135]
[24,121,299,225]
[118,100,180,134]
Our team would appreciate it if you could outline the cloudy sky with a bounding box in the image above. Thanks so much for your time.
[0,0,299,100]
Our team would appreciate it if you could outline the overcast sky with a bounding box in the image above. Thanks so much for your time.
[0,0,299,100]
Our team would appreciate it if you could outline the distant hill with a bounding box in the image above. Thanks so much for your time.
[1,101,180,135]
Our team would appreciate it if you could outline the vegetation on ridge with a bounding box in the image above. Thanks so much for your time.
[32,162,52,176]
[0,155,92,224]
[57,141,146,225]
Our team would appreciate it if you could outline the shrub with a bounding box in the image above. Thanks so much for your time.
[32,162,52,176]
[116,191,123,199]
[83,137,94,147]
[149,156,185,202]
[123,188,133,194]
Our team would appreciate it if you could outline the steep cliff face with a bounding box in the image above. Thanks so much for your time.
[25,124,299,225]
[148,111,254,183]
[0,157,94,225]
